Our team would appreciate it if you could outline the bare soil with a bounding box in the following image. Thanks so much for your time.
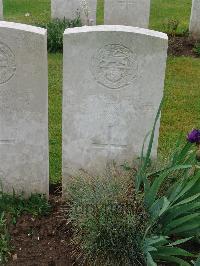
[168,35,198,57]
[6,184,199,266]
[7,185,80,266]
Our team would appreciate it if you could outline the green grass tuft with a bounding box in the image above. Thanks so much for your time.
[0,213,10,265]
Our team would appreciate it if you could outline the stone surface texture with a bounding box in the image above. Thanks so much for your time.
[51,0,97,25]
[0,0,3,19]
[104,0,150,28]
[0,22,49,196]
[190,0,200,39]
[62,25,168,193]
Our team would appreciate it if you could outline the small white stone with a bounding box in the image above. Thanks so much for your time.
[12,254,18,261]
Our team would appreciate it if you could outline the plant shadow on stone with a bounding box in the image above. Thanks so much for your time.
[66,100,200,266]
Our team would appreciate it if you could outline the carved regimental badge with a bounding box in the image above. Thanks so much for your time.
[0,42,16,84]
[91,44,137,89]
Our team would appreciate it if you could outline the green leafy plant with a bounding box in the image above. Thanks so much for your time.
[45,17,81,53]
[193,42,200,57]
[0,191,51,223]
[67,100,200,266]
[0,213,10,264]
[135,101,199,265]
[0,190,51,262]
[162,19,180,36]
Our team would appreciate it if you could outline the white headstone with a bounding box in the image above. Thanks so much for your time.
[104,0,151,28]
[62,25,168,192]
[51,0,97,25]
[190,0,200,39]
[0,22,49,196]
[0,0,3,19]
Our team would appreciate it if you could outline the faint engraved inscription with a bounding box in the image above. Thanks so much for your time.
[91,96,128,154]
[92,124,127,161]
[103,101,120,126]
[118,0,136,7]
[0,42,16,84]
[91,44,137,89]
[0,139,15,145]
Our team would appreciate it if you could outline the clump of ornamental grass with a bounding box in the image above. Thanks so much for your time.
[66,101,200,266]
[68,167,148,265]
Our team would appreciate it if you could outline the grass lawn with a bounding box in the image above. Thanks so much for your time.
[48,54,62,184]
[159,57,200,156]
[3,0,199,183]
[4,0,51,25]
[150,0,192,34]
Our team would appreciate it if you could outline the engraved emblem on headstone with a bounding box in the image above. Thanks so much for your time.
[0,42,16,84]
[91,44,137,89]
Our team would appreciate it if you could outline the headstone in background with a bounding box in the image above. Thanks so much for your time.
[190,0,200,39]
[62,25,168,195]
[51,0,97,25]
[0,22,49,196]
[104,0,151,28]
[0,0,3,19]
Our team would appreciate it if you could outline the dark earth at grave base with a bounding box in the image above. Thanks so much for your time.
[6,184,199,266]
[168,36,198,57]
[6,185,84,266]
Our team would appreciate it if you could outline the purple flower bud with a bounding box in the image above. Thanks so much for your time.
[187,129,200,144]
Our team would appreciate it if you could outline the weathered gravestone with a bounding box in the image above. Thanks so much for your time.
[0,22,49,196]
[51,0,97,25]
[0,0,3,19]
[190,0,200,39]
[62,25,168,193]
[104,0,151,28]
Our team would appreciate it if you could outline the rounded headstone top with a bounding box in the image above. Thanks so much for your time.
[0,21,47,35]
[64,25,168,40]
